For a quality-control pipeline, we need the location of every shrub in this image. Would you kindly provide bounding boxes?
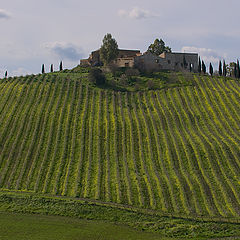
[88,68,106,86]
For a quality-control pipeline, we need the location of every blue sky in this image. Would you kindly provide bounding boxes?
[0,0,239,76]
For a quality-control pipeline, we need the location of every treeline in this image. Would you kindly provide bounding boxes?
[198,57,240,78]
[41,61,63,74]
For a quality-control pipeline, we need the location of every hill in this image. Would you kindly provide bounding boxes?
[0,69,240,238]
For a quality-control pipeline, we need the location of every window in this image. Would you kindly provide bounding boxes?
[155,59,159,63]
[175,62,178,66]
[125,62,129,67]
[168,60,171,64]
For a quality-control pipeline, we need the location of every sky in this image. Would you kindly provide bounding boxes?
[0,0,240,77]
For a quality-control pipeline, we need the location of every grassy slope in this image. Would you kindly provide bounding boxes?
[0,69,240,238]
[0,212,167,240]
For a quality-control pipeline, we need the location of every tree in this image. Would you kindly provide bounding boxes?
[237,60,240,78]
[50,64,54,73]
[202,60,206,74]
[100,33,119,66]
[223,60,227,77]
[219,60,222,76]
[88,68,106,86]
[59,61,63,71]
[5,71,7,78]
[209,63,213,76]
[42,64,45,74]
[198,57,202,73]
[147,38,171,56]
[233,63,237,78]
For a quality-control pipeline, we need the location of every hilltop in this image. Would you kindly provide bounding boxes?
[0,69,240,238]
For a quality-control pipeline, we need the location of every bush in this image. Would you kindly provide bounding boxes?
[88,68,106,86]
[125,68,140,77]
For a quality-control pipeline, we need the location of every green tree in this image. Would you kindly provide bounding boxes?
[88,68,106,86]
[202,60,206,74]
[147,38,171,56]
[219,60,222,76]
[198,57,202,73]
[223,60,227,77]
[5,71,7,78]
[237,60,240,78]
[59,61,63,71]
[209,63,213,76]
[100,33,119,66]
[42,64,45,74]
[50,64,54,73]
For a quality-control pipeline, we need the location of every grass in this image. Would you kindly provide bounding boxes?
[0,69,240,238]
[0,212,168,240]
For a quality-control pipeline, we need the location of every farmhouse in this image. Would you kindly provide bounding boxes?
[80,48,198,72]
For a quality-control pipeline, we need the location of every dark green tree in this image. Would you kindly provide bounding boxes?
[233,63,237,78]
[209,63,213,76]
[198,57,202,73]
[5,71,7,78]
[50,64,54,73]
[147,38,171,56]
[100,33,119,66]
[88,68,106,86]
[237,60,240,78]
[59,61,63,71]
[202,60,206,74]
[219,60,222,76]
[42,64,45,74]
[223,60,227,77]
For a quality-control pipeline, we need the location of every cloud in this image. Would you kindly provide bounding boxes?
[181,46,225,64]
[11,68,31,77]
[118,7,158,19]
[0,9,11,19]
[44,42,85,61]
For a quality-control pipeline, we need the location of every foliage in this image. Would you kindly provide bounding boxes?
[223,60,227,77]
[59,61,63,71]
[198,57,201,73]
[219,60,222,76]
[201,60,206,74]
[100,33,119,66]
[42,64,45,74]
[209,63,213,76]
[147,38,171,56]
[88,68,106,85]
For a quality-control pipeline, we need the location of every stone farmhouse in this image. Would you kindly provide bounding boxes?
[80,49,198,72]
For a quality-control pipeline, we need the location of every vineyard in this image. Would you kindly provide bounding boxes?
[0,71,240,223]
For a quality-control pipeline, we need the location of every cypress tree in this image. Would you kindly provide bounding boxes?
[50,64,54,73]
[202,60,206,74]
[237,60,240,78]
[198,57,201,73]
[209,63,213,76]
[223,60,227,77]
[5,71,7,78]
[42,64,45,74]
[60,61,63,71]
[219,60,222,76]
[233,63,237,78]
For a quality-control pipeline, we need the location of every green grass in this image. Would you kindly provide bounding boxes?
[0,212,168,240]
[0,69,240,238]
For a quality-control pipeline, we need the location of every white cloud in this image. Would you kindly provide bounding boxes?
[118,7,158,19]
[11,68,31,77]
[43,42,85,61]
[0,9,11,19]
[181,46,225,64]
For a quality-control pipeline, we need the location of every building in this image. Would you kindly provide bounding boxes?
[80,49,141,67]
[80,48,198,72]
[135,52,198,72]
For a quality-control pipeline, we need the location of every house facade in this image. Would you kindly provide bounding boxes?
[80,48,198,72]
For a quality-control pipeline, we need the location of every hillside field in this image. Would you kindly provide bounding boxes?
[0,69,240,238]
